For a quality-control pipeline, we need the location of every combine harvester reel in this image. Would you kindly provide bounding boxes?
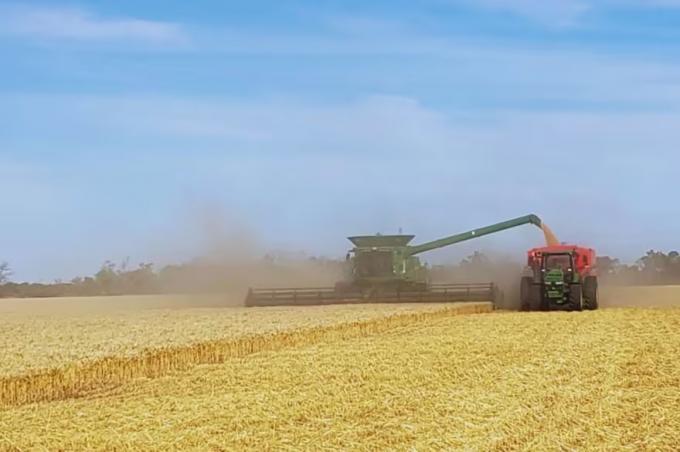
[245,283,498,307]
[245,214,549,307]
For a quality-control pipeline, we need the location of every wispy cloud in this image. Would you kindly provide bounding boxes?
[3,92,678,267]
[454,0,680,27]
[468,0,591,27]
[0,5,186,45]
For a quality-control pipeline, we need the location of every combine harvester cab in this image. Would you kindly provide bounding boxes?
[520,245,598,311]
[246,214,549,307]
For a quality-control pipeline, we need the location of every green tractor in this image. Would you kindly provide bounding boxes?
[246,214,549,306]
[520,245,599,311]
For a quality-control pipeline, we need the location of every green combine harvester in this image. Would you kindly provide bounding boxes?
[245,214,546,306]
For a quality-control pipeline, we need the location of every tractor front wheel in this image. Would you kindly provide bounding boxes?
[569,284,583,311]
[583,276,599,310]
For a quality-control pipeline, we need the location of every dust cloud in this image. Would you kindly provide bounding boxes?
[599,285,680,308]
[429,252,525,310]
[17,196,677,312]
[155,200,344,305]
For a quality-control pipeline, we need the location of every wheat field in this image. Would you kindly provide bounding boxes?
[0,295,465,377]
[0,296,489,406]
[0,297,679,450]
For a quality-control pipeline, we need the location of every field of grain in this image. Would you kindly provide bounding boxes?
[1,288,678,450]
[1,305,678,450]
[0,295,490,407]
[0,295,467,377]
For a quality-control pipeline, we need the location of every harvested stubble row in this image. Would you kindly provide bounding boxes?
[0,302,491,406]
[1,307,678,451]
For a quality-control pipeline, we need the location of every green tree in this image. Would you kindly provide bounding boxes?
[119,263,157,294]
[596,256,620,277]
[95,261,118,295]
[0,262,11,284]
[637,250,676,284]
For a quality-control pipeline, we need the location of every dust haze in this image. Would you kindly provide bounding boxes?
[154,199,344,306]
[8,196,679,310]
[102,200,680,310]
[429,252,525,310]
[599,285,680,308]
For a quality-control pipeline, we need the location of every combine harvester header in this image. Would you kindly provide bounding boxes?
[246,214,551,307]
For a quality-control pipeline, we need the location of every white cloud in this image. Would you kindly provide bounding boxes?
[0,5,185,44]
[3,93,680,279]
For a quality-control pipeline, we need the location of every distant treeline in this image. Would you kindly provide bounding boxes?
[596,250,680,286]
[0,261,160,298]
[0,249,679,298]
[0,256,344,299]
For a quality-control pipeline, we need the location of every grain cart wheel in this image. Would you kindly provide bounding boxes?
[569,284,583,311]
[520,277,540,311]
[583,276,599,310]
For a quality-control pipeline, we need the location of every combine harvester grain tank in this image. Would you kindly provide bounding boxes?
[246,214,555,307]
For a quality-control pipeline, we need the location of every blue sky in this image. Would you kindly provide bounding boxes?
[2,0,680,281]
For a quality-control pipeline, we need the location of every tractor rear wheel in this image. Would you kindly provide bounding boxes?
[569,284,583,311]
[520,277,540,311]
[583,276,599,310]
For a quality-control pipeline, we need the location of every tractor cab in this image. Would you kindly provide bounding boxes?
[544,253,572,271]
[542,253,576,287]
